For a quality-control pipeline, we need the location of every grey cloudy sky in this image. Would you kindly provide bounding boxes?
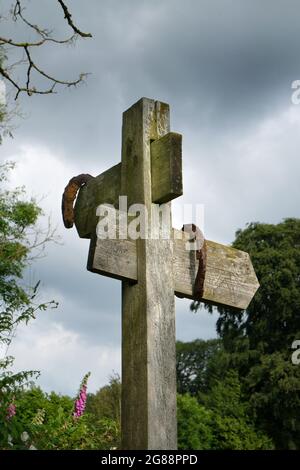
[1,0,300,395]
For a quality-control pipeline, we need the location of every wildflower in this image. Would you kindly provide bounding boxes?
[73,372,90,418]
[7,403,16,420]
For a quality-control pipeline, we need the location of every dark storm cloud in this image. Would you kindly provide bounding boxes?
[2,0,300,165]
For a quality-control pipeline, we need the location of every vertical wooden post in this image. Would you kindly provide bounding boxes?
[121,98,177,450]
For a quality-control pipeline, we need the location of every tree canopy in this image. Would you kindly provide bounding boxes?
[193,219,300,449]
[176,338,223,395]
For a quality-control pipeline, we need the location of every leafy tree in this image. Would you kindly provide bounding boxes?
[193,219,300,449]
[177,394,213,450]
[177,378,273,451]
[201,371,273,450]
[0,162,57,448]
[86,373,121,425]
[176,339,224,395]
[176,343,273,450]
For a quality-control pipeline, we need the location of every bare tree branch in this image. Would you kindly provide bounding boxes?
[13,0,53,37]
[0,34,76,47]
[0,0,92,100]
[57,0,92,38]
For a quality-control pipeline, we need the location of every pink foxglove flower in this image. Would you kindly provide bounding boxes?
[7,403,16,420]
[73,372,90,418]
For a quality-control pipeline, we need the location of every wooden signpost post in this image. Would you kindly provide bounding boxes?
[62,97,259,450]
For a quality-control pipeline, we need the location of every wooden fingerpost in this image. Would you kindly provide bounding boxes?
[64,96,260,451]
[121,98,177,450]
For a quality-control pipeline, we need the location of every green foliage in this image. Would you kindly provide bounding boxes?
[1,383,120,450]
[177,394,213,450]
[15,387,73,428]
[177,340,274,450]
[86,374,121,450]
[211,219,300,449]
[2,361,273,450]
[0,162,58,448]
[0,162,56,350]
[201,371,274,450]
[86,373,121,424]
[176,339,224,395]
[15,388,120,450]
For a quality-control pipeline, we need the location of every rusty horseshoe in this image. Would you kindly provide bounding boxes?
[62,174,94,229]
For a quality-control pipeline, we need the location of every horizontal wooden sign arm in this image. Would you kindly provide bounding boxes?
[88,224,259,310]
[172,229,259,309]
[74,163,121,239]
[74,132,182,238]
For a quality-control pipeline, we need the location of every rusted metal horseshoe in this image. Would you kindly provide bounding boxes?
[62,174,94,229]
[182,223,207,300]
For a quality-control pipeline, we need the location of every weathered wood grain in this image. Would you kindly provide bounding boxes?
[173,229,259,310]
[74,133,182,238]
[120,98,177,450]
[90,224,259,310]
[88,236,137,281]
[151,132,183,203]
[74,163,121,239]
[87,207,137,281]
[68,96,261,453]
